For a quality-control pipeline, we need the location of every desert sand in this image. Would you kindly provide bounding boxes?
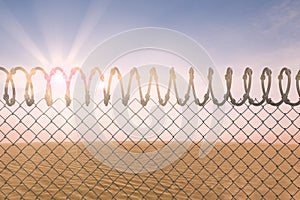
[0,141,299,199]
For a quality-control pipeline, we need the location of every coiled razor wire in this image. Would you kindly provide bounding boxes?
[0,66,300,107]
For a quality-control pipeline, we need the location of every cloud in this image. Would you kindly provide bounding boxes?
[255,0,300,34]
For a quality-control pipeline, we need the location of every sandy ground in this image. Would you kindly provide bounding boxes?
[0,142,299,199]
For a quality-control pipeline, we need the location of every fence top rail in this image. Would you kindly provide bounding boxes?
[0,66,299,107]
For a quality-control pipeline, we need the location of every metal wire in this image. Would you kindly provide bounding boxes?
[0,67,299,199]
[0,66,300,107]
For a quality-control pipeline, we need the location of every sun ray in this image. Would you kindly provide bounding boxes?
[0,1,50,66]
[65,0,111,66]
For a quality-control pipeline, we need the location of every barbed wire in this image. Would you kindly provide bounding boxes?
[0,66,299,107]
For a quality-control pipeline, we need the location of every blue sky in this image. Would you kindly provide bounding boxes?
[0,0,299,71]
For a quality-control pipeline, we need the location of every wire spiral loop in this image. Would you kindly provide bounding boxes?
[0,66,299,107]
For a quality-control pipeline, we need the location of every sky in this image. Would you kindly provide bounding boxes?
[0,0,299,144]
[0,0,299,71]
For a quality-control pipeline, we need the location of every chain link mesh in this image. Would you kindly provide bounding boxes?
[0,97,299,199]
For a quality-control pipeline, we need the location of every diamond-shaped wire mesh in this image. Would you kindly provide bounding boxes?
[0,97,299,199]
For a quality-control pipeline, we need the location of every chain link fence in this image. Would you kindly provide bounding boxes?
[0,66,299,199]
